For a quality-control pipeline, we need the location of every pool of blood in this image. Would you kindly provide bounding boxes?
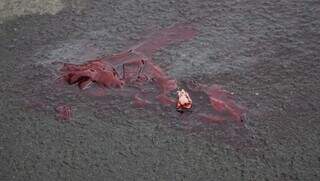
[58,23,246,124]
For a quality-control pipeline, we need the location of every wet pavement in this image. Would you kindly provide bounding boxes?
[1,0,320,180]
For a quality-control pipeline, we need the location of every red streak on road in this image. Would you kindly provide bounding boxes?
[202,84,246,123]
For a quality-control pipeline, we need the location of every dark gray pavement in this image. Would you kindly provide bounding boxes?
[1,0,320,180]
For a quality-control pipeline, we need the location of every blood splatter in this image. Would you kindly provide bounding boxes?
[200,84,246,123]
[61,60,124,89]
[58,23,246,124]
[55,105,72,121]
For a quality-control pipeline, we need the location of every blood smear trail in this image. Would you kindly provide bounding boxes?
[199,84,246,123]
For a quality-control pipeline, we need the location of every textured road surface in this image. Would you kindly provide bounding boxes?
[1,0,320,180]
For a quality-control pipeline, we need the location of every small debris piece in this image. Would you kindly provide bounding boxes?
[176,89,192,110]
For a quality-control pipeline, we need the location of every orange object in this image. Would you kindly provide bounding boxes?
[176,89,192,110]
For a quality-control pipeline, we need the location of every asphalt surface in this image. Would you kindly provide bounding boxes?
[1,0,320,180]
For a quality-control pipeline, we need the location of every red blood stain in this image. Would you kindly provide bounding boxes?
[200,84,246,123]
[156,94,176,106]
[55,105,72,121]
[61,60,124,89]
[133,94,151,108]
[58,23,246,124]
[60,23,191,105]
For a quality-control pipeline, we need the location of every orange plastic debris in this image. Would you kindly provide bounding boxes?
[176,89,192,110]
